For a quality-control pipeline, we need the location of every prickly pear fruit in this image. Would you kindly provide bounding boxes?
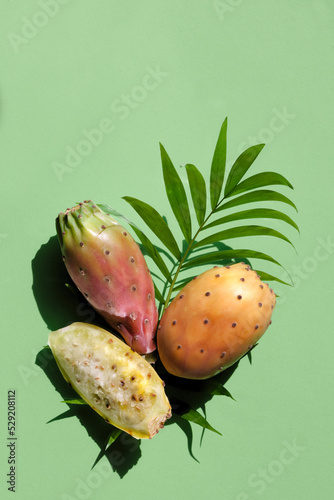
[157,263,276,380]
[56,201,158,354]
[48,322,171,439]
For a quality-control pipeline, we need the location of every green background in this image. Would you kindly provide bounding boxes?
[1,1,333,499]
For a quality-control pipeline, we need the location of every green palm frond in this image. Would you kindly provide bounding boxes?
[119,118,297,315]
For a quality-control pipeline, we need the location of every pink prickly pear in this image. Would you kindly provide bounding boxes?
[56,201,158,354]
[157,263,276,379]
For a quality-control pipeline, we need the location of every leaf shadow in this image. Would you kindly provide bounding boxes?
[36,347,141,477]
[156,359,240,460]
[31,235,122,333]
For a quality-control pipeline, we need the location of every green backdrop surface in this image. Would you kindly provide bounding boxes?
[1,1,333,499]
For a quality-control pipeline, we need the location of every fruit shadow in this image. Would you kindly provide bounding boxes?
[32,237,141,476]
[32,235,104,331]
[36,346,142,477]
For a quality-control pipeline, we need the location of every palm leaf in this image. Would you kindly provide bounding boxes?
[105,428,122,450]
[226,171,293,198]
[123,196,181,260]
[193,225,294,250]
[224,144,265,196]
[204,208,299,232]
[216,189,297,212]
[185,163,207,225]
[160,144,192,243]
[172,268,289,294]
[183,249,282,269]
[154,283,165,304]
[173,275,197,291]
[179,408,222,435]
[97,203,137,227]
[254,269,291,286]
[130,226,172,283]
[202,381,235,398]
[210,117,227,209]
[123,120,297,326]
[61,398,87,405]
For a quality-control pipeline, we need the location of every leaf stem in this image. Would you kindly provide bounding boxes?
[160,195,227,317]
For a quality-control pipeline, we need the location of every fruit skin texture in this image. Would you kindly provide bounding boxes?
[48,322,171,439]
[157,263,276,380]
[56,201,158,354]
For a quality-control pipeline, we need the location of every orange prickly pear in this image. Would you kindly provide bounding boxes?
[56,201,158,354]
[157,263,276,379]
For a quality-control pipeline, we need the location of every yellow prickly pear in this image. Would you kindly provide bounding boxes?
[49,322,171,439]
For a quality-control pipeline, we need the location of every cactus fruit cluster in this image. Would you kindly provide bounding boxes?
[49,323,171,439]
[157,263,276,380]
[51,198,279,441]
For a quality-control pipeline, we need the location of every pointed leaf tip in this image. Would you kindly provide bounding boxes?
[226,171,294,198]
[180,408,222,436]
[210,118,228,209]
[105,428,122,450]
[224,143,265,197]
[61,398,87,405]
[123,196,181,260]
